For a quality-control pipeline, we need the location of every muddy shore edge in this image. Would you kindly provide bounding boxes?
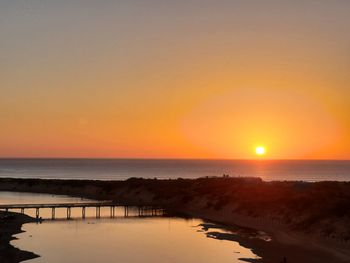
[0,211,39,263]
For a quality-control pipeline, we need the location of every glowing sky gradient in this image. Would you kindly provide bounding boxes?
[1,1,350,159]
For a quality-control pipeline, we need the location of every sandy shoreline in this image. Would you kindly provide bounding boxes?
[0,177,349,262]
[180,208,350,263]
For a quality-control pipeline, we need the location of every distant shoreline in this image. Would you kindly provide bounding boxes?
[1,159,350,182]
[0,177,350,263]
[1,157,350,161]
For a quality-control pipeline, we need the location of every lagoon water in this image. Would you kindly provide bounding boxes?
[13,218,260,263]
[2,192,260,263]
[0,159,350,182]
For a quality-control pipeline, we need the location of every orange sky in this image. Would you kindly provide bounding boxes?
[1,1,349,159]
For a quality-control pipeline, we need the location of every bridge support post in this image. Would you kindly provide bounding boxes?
[124,206,129,217]
[21,208,24,214]
[112,206,115,218]
[52,208,55,220]
[67,207,71,219]
[96,206,100,218]
[36,208,40,219]
[82,207,86,219]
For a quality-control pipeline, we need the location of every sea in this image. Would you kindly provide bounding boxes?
[0,159,349,182]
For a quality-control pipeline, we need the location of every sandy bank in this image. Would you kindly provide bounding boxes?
[180,204,350,263]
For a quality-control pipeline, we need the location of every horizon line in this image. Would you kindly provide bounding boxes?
[0,157,349,161]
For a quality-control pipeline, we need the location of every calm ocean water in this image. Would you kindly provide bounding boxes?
[0,159,349,182]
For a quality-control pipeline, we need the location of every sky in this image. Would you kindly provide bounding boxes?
[1,1,350,159]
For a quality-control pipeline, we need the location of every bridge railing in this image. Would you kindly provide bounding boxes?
[0,202,164,220]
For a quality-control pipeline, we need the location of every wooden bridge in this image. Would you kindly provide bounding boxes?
[0,202,164,220]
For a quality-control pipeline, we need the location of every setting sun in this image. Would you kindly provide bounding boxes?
[255,146,266,156]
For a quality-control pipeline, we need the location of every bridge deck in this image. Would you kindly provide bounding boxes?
[0,202,164,219]
[0,202,119,209]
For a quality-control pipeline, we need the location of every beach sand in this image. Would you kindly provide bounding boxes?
[185,208,350,263]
